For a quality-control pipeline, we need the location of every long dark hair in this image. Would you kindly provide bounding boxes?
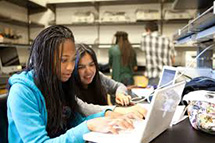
[114,31,135,67]
[73,44,107,105]
[26,25,78,137]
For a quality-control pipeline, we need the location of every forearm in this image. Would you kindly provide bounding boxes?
[77,98,115,116]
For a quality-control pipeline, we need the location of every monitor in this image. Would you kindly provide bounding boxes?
[157,66,178,88]
[0,47,22,74]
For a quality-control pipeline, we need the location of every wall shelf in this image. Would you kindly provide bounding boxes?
[55,20,162,27]
[47,0,174,11]
[163,18,191,23]
[98,21,159,26]
[4,0,47,14]
[0,14,28,27]
[173,4,215,68]
[0,14,45,28]
[47,0,167,7]
[52,18,191,27]
[57,22,99,27]
[174,6,215,44]
[29,22,45,28]
[78,43,141,49]
[0,42,30,48]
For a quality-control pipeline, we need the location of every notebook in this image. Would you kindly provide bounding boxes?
[131,66,178,98]
[83,81,186,143]
[157,66,178,88]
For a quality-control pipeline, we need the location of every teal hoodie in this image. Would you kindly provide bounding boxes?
[7,70,106,143]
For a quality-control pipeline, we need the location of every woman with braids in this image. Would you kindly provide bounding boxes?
[109,31,137,86]
[73,44,147,116]
[7,25,140,143]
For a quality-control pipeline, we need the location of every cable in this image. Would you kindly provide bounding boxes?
[158,43,215,89]
[174,43,215,83]
[131,43,215,104]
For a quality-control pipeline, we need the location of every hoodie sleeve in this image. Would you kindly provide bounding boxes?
[77,98,115,116]
[99,72,128,97]
[7,83,104,143]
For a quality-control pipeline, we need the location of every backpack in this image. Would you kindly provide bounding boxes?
[183,90,215,135]
[181,76,215,105]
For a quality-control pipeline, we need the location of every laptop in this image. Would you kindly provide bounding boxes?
[83,81,186,143]
[131,66,178,98]
[0,47,22,74]
[157,66,178,88]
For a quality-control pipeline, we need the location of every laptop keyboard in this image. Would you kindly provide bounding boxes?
[115,120,146,135]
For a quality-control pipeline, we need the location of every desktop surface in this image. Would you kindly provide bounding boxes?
[151,117,215,143]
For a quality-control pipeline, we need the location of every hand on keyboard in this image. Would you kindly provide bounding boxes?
[87,116,135,134]
[113,119,146,135]
[114,104,147,119]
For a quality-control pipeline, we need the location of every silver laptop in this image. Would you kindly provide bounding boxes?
[131,66,178,98]
[84,81,186,143]
[157,66,178,88]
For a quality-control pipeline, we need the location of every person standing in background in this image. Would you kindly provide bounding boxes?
[141,21,176,86]
[109,31,137,86]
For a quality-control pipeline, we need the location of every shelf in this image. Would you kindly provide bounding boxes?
[99,21,159,26]
[48,0,159,7]
[58,22,99,27]
[29,22,45,28]
[47,0,174,8]
[4,0,47,14]
[96,43,196,49]
[173,0,214,10]
[0,14,45,28]
[195,25,215,42]
[163,19,191,23]
[54,20,190,27]
[172,3,215,68]
[0,15,28,27]
[54,20,161,27]
[84,43,141,49]
[27,1,47,14]
[0,43,30,48]
[173,5,215,44]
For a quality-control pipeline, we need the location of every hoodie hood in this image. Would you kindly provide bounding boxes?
[8,70,47,122]
[9,70,37,92]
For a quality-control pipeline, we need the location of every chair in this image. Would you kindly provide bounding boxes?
[0,93,8,143]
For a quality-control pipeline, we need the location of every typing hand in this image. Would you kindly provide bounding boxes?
[106,110,143,120]
[87,117,134,134]
[114,104,147,119]
[115,93,131,106]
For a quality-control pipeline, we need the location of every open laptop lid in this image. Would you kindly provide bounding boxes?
[83,81,186,143]
[157,66,178,88]
[141,81,186,143]
[0,47,22,74]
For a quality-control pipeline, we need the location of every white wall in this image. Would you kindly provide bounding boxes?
[0,1,199,67]
[54,2,197,66]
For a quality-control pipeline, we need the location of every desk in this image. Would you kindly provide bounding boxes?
[151,118,215,143]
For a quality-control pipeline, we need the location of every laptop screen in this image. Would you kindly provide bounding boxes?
[0,47,20,66]
[158,68,177,88]
[0,47,21,74]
